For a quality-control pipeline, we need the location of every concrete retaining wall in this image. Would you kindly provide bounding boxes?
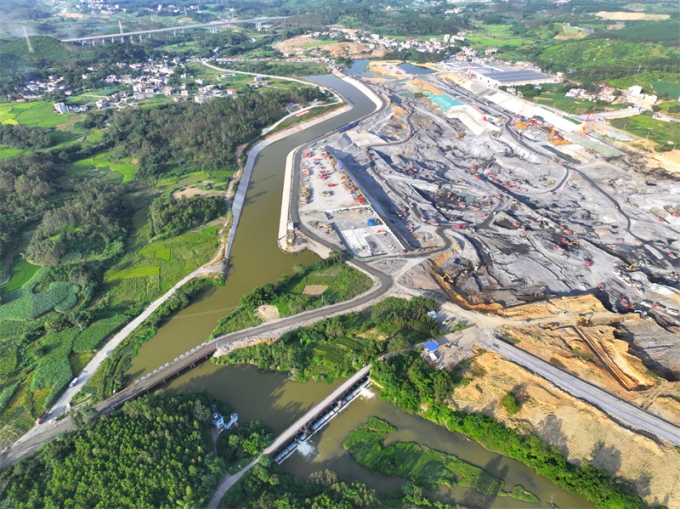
[226,103,351,257]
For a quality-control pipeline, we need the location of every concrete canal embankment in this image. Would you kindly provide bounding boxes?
[277,74,385,245]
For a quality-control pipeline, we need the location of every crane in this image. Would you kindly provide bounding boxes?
[549,128,571,145]
[582,111,595,133]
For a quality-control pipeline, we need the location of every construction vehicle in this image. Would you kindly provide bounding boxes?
[549,128,571,145]
[582,111,595,133]
[540,322,560,330]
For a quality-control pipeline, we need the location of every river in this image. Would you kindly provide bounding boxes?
[129,75,594,508]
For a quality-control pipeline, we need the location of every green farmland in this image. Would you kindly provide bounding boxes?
[65,151,138,183]
[0,256,40,295]
[611,115,680,151]
[104,226,219,312]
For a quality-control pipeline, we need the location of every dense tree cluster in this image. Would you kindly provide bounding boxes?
[0,394,224,508]
[224,459,382,509]
[27,182,130,265]
[372,354,656,509]
[0,153,61,260]
[104,87,325,178]
[0,124,53,149]
[213,296,439,381]
[216,420,273,467]
[0,142,117,259]
[150,195,225,238]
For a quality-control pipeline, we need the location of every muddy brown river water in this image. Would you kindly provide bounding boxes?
[127,75,594,508]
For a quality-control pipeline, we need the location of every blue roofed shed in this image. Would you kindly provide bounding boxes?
[424,340,439,352]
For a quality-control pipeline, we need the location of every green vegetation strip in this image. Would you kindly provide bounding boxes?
[611,115,680,151]
[210,252,373,339]
[372,353,654,509]
[213,294,440,383]
[344,417,538,502]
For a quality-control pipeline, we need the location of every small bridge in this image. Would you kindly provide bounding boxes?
[264,365,371,463]
[60,16,288,44]
[95,343,217,414]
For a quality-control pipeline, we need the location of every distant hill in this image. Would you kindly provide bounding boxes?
[538,39,680,77]
[0,36,82,64]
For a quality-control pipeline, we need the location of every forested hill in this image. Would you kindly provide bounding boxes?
[104,86,325,178]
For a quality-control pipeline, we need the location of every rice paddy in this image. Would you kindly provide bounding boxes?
[104,226,219,311]
[0,255,40,295]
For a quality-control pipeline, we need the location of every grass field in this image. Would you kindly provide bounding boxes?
[532,92,626,115]
[65,151,138,183]
[653,81,680,99]
[467,24,532,49]
[104,226,219,311]
[606,72,680,94]
[611,115,680,150]
[344,418,538,502]
[0,256,40,295]
[104,266,161,282]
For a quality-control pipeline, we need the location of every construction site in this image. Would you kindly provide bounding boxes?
[287,69,680,505]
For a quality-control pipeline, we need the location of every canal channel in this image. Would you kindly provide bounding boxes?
[125,74,594,508]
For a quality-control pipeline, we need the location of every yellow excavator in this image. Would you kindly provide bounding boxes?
[549,128,571,145]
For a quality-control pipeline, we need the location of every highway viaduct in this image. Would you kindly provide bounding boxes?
[59,16,289,44]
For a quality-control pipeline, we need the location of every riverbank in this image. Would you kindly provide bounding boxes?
[277,73,385,250]
[230,101,351,256]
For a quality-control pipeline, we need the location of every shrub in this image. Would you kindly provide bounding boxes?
[73,315,128,353]
[0,381,20,414]
[502,393,520,415]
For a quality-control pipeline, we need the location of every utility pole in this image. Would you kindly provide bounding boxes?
[23,27,34,54]
[119,20,123,34]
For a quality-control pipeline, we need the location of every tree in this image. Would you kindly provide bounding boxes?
[502,392,520,415]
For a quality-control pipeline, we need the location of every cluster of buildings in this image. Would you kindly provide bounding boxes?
[302,30,465,55]
[12,76,71,101]
[193,84,237,104]
[71,0,199,15]
[566,85,658,108]
[441,59,558,87]
[72,0,127,15]
[42,58,246,113]
[54,102,88,114]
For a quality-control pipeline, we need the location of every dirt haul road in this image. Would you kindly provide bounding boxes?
[480,336,680,447]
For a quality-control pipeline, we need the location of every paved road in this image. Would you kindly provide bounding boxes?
[208,456,260,509]
[40,266,221,427]
[480,337,680,447]
[61,17,287,42]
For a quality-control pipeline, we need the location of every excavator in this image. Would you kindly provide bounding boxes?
[549,128,571,145]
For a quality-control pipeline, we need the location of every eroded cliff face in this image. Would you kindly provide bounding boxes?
[452,350,680,508]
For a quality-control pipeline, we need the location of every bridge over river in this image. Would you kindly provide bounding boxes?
[207,365,372,509]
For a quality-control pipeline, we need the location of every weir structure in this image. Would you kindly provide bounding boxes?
[264,365,371,463]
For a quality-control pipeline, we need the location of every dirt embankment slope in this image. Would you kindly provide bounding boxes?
[274,36,386,58]
[453,350,680,507]
[595,11,670,20]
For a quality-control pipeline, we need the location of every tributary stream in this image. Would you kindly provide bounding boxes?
[126,75,594,508]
